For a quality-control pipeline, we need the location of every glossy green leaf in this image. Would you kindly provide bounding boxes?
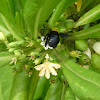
[14,0,27,12]
[44,81,63,100]
[0,42,7,52]
[0,16,10,35]
[14,11,25,34]
[0,0,23,40]
[0,51,13,68]
[68,24,100,39]
[62,61,100,100]
[33,76,49,100]
[48,0,78,28]
[23,0,45,39]
[38,0,61,30]
[0,64,14,100]
[53,50,100,100]
[74,4,100,28]
[1,14,23,40]
[79,0,93,16]
[29,70,39,100]
[64,86,76,100]
[9,71,31,100]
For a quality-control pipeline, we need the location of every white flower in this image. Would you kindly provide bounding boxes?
[40,36,53,50]
[35,60,61,79]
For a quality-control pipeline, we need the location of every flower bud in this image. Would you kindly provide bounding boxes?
[34,58,42,65]
[14,50,21,57]
[91,53,100,70]
[93,42,100,55]
[69,50,81,58]
[8,40,24,47]
[9,48,15,52]
[75,39,88,52]
[0,32,7,41]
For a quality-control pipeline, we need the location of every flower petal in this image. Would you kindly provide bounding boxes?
[39,67,46,76]
[41,36,45,41]
[45,68,50,79]
[44,46,48,50]
[40,42,45,46]
[49,66,57,76]
[34,64,44,71]
[48,46,53,49]
[50,63,61,69]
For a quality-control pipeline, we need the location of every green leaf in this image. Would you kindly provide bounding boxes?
[0,64,14,100]
[33,76,49,100]
[74,4,100,28]
[9,71,31,100]
[0,42,7,52]
[0,16,10,35]
[38,0,61,30]
[14,11,25,34]
[14,0,27,12]
[0,51,13,68]
[53,50,100,100]
[1,14,23,40]
[64,86,76,100]
[62,60,100,100]
[0,0,23,40]
[48,0,78,28]
[68,24,100,39]
[23,0,45,39]
[79,0,93,16]
[29,70,39,100]
[44,81,63,100]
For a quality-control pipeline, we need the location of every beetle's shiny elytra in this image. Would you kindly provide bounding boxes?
[45,31,60,48]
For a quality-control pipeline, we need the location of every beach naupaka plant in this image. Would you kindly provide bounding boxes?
[0,0,100,100]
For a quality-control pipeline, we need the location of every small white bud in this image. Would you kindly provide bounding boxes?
[93,42,100,55]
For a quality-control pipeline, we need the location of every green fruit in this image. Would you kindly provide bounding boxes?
[78,54,90,65]
[91,53,100,70]
[75,40,88,51]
